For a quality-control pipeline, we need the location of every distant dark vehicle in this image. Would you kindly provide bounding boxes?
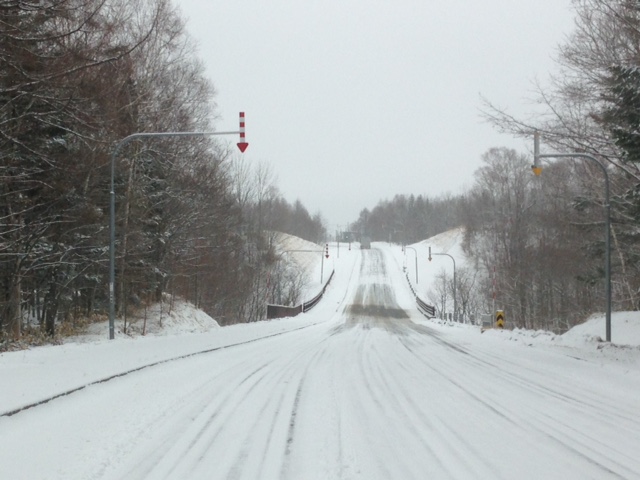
[360,237,371,249]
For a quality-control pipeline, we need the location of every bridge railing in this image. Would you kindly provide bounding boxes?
[266,269,335,319]
[303,270,334,312]
[416,295,436,318]
[404,271,436,318]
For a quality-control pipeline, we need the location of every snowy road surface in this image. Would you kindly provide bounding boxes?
[2,245,640,479]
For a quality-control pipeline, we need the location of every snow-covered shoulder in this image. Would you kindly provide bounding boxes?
[416,310,640,370]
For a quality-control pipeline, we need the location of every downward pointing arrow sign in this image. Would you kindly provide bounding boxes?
[237,112,248,153]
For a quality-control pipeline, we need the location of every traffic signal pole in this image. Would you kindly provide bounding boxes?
[533,132,611,342]
[108,113,249,339]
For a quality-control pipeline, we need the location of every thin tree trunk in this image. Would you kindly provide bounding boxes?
[44,280,58,337]
[611,223,636,309]
[8,273,21,340]
[142,303,147,336]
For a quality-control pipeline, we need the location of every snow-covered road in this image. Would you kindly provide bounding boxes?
[2,245,640,479]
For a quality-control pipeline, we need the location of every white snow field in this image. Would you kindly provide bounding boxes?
[1,243,640,479]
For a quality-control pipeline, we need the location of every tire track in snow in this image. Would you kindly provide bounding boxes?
[231,345,327,479]
[103,325,326,479]
[274,340,339,478]
[359,332,453,478]
[143,326,335,480]
[396,326,640,478]
[328,247,459,478]
[235,347,331,480]
[163,362,278,479]
[390,334,501,478]
[467,347,640,431]
[115,358,276,480]
[440,342,640,471]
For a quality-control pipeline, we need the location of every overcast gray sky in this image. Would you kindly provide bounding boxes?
[176,0,574,229]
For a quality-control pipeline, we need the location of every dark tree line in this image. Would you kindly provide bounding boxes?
[0,0,325,342]
[351,193,464,245]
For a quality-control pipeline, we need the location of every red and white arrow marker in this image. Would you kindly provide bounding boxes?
[237,112,249,153]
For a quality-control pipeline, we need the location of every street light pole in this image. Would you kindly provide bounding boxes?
[405,246,418,284]
[429,247,457,322]
[108,114,249,339]
[533,132,612,342]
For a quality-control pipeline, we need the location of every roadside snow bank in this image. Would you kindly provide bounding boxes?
[142,300,220,335]
[479,311,640,348]
[439,311,640,368]
[0,301,324,415]
[561,311,640,347]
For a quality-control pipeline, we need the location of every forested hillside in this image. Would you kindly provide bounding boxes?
[0,0,324,343]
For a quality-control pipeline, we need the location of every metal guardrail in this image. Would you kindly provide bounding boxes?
[303,270,334,312]
[416,295,436,318]
[405,271,436,318]
[266,269,335,319]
